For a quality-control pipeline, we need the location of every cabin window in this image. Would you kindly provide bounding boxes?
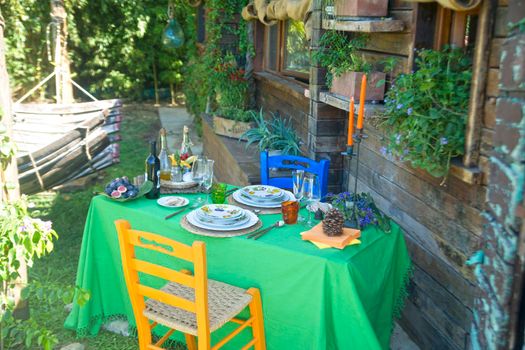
[263,20,310,82]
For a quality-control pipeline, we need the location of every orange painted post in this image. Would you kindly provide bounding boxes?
[115,220,153,349]
[193,241,211,350]
[247,288,267,350]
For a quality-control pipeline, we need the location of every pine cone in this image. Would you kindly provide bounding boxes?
[322,208,345,237]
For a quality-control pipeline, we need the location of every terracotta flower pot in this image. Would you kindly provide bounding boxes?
[330,71,386,102]
[213,115,254,140]
[334,0,389,17]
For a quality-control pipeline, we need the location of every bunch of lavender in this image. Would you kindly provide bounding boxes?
[325,192,391,232]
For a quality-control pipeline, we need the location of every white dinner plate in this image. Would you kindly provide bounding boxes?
[233,189,294,208]
[157,196,189,208]
[186,209,259,231]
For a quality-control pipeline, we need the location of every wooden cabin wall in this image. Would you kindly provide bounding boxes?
[341,2,508,349]
[245,0,509,347]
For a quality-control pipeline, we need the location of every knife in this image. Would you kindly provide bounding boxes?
[164,207,186,220]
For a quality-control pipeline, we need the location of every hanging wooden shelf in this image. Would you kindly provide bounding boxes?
[322,18,405,32]
[317,92,483,185]
[319,91,384,116]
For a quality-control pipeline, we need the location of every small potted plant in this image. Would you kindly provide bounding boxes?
[312,32,386,101]
[241,109,302,156]
[211,53,255,139]
[333,0,389,18]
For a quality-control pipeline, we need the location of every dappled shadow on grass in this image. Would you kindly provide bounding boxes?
[25,105,189,349]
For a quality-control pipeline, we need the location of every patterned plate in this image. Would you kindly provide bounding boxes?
[241,185,284,200]
[197,204,244,220]
[233,189,294,208]
[186,209,258,231]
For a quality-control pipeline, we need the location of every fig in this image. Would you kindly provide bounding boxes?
[111,190,121,198]
[117,185,127,193]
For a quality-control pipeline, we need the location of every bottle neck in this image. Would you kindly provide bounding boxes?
[150,141,157,155]
[160,135,168,150]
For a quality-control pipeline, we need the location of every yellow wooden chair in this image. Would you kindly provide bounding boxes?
[115,220,266,350]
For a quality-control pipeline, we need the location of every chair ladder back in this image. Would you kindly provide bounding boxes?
[131,258,196,288]
[260,151,331,198]
[136,284,196,312]
[192,241,211,349]
[128,229,195,262]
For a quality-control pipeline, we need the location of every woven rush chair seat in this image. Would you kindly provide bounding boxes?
[144,279,253,336]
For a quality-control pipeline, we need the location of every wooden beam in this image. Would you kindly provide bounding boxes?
[50,0,74,104]
[463,0,497,167]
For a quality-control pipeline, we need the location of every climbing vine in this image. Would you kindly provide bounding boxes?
[183,0,254,121]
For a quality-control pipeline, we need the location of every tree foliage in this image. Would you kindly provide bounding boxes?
[0,0,195,100]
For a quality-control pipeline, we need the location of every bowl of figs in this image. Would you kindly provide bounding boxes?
[100,176,153,202]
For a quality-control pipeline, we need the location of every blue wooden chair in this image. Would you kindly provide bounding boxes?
[260,151,330,199]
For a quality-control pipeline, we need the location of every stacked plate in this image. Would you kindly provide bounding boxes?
[232,185,294,208]
[186,204,258,231]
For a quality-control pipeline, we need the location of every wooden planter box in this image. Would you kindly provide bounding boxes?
[334,0,388,17]
[330,71,386,102]
[213,115,254,140]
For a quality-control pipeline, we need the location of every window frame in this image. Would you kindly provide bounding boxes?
[262,20,310,82]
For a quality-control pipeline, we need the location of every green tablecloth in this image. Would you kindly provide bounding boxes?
[64,193,411,349]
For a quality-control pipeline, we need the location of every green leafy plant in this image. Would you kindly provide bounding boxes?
[183,0,253,120]
[0,197,58,350]
[241,110,302,155]
[381,47,472,179]
[312,31,371,87]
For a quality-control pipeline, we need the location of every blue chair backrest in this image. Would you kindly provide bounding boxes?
[260,151,330,199]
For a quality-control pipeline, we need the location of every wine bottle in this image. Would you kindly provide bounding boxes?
[145,141,160,199]
[158,128,171,181]
[180,125,193,161]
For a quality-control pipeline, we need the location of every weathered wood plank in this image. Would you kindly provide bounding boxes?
[355,143,484,236]
[363,122,488,210]
[486,68,500,97]
[410,269,469,348]
[404,234,476,307]
[364,33,413,56]
[411,265,473,330]
[202,116,260,186]
[483,97,497,129]
[489,38,504,68]
[400,300,463,350]
[348,159,481,261]
[493,6,509,38]
[361,51,410,76]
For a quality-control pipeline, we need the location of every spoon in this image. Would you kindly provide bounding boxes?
[247,220,285,240]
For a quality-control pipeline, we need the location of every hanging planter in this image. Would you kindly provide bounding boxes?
[333,0,389,18]
[331,71,386,102]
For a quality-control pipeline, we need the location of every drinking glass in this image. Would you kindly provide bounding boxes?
[281,200,299,224]
[202,159,214,203]
[303,174,320,227]
[292,170,305,222]
[171,166,183,182]
[191,157,206,207]
[211,183,227,204]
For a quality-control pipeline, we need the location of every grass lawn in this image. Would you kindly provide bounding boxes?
[27,104,179,349]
